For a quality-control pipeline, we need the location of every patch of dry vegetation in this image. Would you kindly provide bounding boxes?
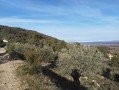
[6,42,119,90]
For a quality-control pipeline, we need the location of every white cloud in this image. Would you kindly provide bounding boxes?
[0,18,58,23]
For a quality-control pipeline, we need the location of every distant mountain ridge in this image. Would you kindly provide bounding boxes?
[80,41,119,45]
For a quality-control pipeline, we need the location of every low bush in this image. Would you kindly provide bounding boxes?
[55,43,109,90]
[102,68,111,79]
[113,73,119,82]
[17,64,58,90]
[7,43,58,74]
[97,46,110,58]
[110,53,119,67]
[56,43,106,76]
[6,43,25,60]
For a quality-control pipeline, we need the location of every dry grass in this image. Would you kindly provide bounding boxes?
[17,64,58,90]
[108,45,119,54]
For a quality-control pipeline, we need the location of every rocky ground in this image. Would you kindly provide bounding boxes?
[0,48,25,90]
[0,48,6,54]
[0,60,24,90]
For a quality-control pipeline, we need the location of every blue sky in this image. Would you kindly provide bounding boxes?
[0,0,119,42]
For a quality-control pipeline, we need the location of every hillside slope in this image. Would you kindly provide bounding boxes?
[0,25,66,51]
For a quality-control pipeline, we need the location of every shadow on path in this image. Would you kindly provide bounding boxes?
[42,68,87,90]
[0,54,9,64]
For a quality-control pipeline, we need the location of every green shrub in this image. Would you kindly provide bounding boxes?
[39,47,58,63]
[97,46,110,58]
[0,25,67,51]
[24,49,40,64]
[110,53,119,67]
[7,43,58,74]
[56,43,107,76]
[113,73,119,82]
[109,68,119,82]
[102,68,111,79]
[17,65,58,90]
[6,43,25,60]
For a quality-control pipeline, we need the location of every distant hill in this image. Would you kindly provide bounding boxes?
[0,25,66,51]
[80,41,119,46]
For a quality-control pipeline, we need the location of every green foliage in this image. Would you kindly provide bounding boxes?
[6,43,24,59]
[102,68,111,79]
[7,43,119,90]
[102,60,119,83]
[109,68,119,82]
[3,25,119,90]
[0,25,66,51]
[110,53,119,67]
[97,46,110,58]
[7,43,58,74]
[56,43,107,76]
[17,65,58,90]
[55,43,119,90]
[113,73,119,82]
[24,49,40,64]
[108,53,119,82]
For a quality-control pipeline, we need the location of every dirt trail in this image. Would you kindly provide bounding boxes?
[0,60,24,90]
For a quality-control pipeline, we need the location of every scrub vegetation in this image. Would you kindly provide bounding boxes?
[0,25,119,90]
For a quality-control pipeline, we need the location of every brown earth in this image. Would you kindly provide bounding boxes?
[0,60,24,90]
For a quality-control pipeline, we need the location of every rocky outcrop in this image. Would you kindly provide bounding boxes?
[0,48,6,54]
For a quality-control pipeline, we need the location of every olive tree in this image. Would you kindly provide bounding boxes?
[56,43,106,76]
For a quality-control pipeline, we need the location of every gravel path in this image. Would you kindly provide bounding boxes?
[0,60,24,90]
